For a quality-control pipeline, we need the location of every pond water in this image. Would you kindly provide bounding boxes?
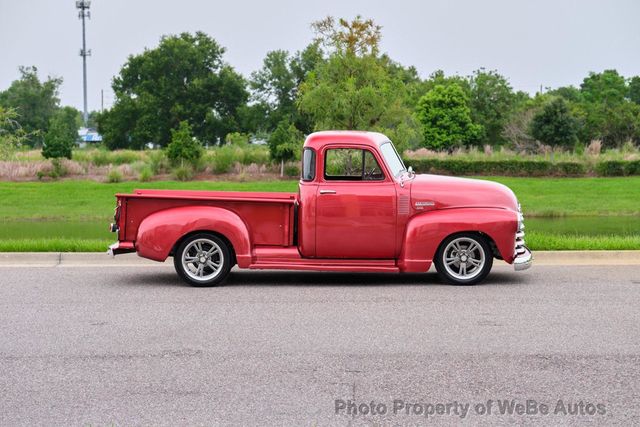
[1,216,639,240]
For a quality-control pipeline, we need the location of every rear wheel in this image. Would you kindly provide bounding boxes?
[173,233,231,287]
[434,233,493,285]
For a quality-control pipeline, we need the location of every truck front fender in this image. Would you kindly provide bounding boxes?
[135,206,252,266]
[398,208,517,273]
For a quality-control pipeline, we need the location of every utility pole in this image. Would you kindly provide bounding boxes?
[76,1,91,127]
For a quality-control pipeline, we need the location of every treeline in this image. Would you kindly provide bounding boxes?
[2,16,640,165]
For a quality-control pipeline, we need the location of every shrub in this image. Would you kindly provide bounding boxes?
[166,121,203,167]
[138,166,154,182]
[107,168,123,183]
[225,132,250,146]
[148,150,168,174]
[284,164,300,177]
[42,107,77,161]
[49,158,67,179]
[596,161,626,176]
[172,165,193,181]
[90,150,111,166]
[625,160,640,175]
[212,146,235,174]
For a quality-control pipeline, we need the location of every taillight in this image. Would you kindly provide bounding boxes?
[110,200,121,233]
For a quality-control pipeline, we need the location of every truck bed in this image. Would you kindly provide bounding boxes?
[116,189,298,248]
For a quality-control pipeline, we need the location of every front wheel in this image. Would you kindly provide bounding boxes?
[434,233,493,285]
[174,233,232,287]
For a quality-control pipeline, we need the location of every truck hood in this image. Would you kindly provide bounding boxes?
[409,174,518,212]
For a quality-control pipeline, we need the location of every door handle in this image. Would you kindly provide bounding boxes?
[319,189,336,194]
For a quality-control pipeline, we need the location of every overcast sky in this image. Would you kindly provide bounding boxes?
[1,0,638,112]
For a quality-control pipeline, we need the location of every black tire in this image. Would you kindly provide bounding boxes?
[173,233,232,287]
[434,233,493,286]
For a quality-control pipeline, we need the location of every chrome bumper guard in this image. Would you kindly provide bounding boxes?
[514,245,533,271]
[513,207,532,271]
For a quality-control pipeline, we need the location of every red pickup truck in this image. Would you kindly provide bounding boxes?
[109,131,531,286]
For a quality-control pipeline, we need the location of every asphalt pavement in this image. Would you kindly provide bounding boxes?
[1,263,639,425]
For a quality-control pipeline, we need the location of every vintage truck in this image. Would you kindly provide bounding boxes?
[108,131,532,286]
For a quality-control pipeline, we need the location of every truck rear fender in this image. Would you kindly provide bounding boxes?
[135,206,251,266]
[398,208,517,273]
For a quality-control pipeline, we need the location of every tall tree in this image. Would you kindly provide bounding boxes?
[468,69,515,145]
[250,43,323,134]
[99,32,248,149]
[0,66,62,147]
[298,16,418,152]
[416,84,483,150]
[578,70,639,147]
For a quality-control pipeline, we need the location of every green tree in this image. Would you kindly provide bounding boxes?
[529,98,580,148]
[166,121,203,167]
[0,107,28,160]
[100,32,248,149]
[311,15,381,56]
[628,76,640,105]
[578,70,639,147]
[250,43,324,134]
[0,66,62,147]
[468,69,516,145]
[298,17,417,151]
[42,107,79,160]
[268,119,303,177]
[416,84,483,150]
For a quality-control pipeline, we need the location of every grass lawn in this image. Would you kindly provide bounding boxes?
[0,177,638,251]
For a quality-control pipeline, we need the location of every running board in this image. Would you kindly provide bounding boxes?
[248,262,399,273]
[250,246,399,273]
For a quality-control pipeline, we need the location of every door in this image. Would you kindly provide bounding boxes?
[315,147,397,259]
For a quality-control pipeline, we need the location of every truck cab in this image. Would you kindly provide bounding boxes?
[109,131,532,286]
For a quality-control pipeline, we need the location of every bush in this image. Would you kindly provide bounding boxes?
[148,150,168,174]
[138,166,154,182]
[91,150,111,166]
[166,121,203,167]
[405,158,584,177]
[284,164,300,177]
[596,161,626,176]
[212,146,235,174]
[172,165,193,181]
[107,168,123,183]
[49,158,67,179]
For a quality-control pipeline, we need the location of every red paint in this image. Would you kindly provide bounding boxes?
[110,131,526,273]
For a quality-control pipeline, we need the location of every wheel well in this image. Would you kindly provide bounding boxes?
[436,231,502,260]
[170,230,237,266]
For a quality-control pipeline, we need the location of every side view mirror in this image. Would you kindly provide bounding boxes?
[407,166,415,177]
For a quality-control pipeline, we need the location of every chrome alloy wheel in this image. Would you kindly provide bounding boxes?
[181,238,223,282]
[442,237,486,281]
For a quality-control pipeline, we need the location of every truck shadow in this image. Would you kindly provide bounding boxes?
[122,269,522,287]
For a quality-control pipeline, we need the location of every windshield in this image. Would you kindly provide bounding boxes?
[380,142,406,178]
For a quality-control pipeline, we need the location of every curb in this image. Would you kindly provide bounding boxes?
[0,251,639,267]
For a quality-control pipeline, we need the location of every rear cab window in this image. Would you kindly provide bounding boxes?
[302,148,316,181]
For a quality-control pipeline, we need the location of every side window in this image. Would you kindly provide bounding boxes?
[302,148,315,181]
[324,148,385,181]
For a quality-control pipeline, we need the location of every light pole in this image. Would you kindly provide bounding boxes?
[76,1,91,127]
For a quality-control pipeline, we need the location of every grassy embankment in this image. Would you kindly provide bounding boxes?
[0,177,639,251]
